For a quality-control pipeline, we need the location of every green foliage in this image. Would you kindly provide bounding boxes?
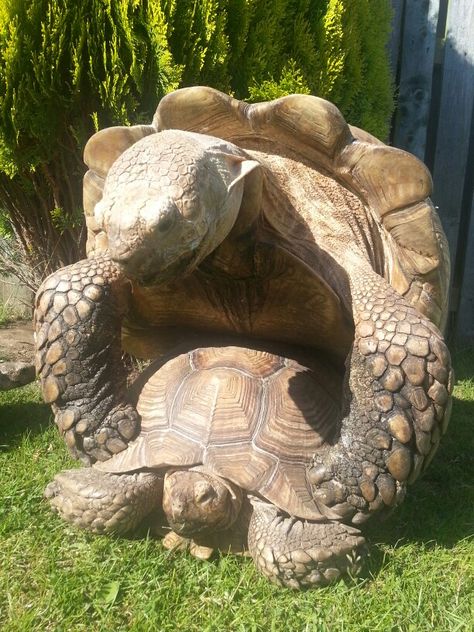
[240,0,394,139]
[0,0,181,176]
[163,0,230,90]
[248,59,311,101]
[0,209,12,237]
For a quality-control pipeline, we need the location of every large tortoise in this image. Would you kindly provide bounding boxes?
[45,344,366,589]
[35,87,453,531]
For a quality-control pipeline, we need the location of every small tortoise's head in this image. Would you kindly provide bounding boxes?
[95,129,259,285]
[163,469,242,535]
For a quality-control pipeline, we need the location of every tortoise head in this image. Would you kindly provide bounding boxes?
[162,468,243,535]
[94,129,259,285]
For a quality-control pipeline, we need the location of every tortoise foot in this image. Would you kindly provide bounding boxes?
[307,269,453,525]
[45,468,162,534]
[80,403,141,462]
[248,500,366,589]
[162,531,215,560]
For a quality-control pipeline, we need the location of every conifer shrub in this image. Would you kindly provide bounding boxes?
[0,0,393,278]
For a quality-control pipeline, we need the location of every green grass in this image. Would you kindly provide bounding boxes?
[1,353,473,631]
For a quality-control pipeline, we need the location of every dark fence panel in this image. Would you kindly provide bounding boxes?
[389,0,474,340]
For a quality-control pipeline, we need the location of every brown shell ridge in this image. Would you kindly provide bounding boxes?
[83,124,156,176]
[337,142,433,215]
[381,198,450,328]
[259,462,325,521]
[155,87,352,169]
[190,346,285,379]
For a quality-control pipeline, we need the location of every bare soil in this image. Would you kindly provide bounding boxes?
[0,320,35,363]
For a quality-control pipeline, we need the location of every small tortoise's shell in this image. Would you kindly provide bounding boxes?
[97,346,341,520]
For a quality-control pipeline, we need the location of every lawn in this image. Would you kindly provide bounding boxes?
[0,351,473,631]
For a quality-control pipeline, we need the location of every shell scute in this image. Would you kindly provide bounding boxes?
[192,346,284,378]
[175,368,262,445]
[261,464,319,519]
[338,143,432,216]
[256,367,338,462]
[84,125,155,179]
[250,94,351,155]
[138,353,192,431]
[145,431,202,469]
[206,442,278,492]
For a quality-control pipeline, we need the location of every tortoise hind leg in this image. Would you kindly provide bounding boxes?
[45,469,163,535]
[247,500,366,589]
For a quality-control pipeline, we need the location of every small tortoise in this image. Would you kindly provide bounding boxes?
[35,87,453,529]
[46,345,366,589]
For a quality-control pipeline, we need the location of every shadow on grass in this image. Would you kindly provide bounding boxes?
[0,386,52,450]
[449,345,474,382]
[365,391,474,557]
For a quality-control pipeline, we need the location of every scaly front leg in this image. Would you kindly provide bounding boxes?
[309,264,453,525]
[45,468,163,534]
[35,255,139,463]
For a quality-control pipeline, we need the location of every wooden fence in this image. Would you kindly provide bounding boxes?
[389,0,474,341]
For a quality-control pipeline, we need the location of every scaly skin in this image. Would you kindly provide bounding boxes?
[35,255,139,463]
[248,500,366,589]
[44,468,163,534]
[308,263,453,524]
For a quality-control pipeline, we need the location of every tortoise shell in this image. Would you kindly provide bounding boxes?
[96,346,341,520]
[83,87,449,330]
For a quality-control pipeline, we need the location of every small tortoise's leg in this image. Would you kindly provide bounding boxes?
[35,255,138,463]
[44,468,162,534]
[308,264,453,524]
[248,501,366,589]
[162,532,215,560]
